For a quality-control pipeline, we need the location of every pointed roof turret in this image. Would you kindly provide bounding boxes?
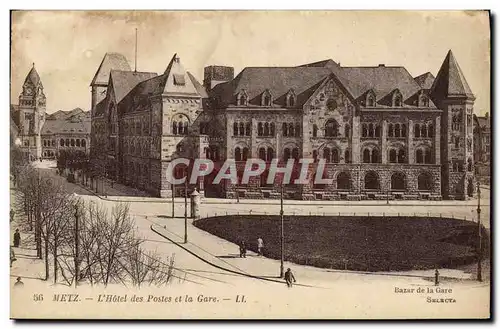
[91,52,131,86]
[24,63,42,88]
[430,50,474,100]
[160,54,201,96]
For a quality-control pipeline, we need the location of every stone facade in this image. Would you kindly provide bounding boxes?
[89,50,478,200]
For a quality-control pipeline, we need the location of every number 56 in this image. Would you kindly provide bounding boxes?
[33,294,43,302]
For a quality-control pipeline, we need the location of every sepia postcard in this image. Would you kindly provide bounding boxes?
[9,10,491,319]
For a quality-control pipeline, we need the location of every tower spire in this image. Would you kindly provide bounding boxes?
[134,28,138,72]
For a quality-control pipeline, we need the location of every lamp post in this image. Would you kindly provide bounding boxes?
[476,181,482,282]
[184,167,188,244]
[73,193,80,288]
[171,182,175,218]
[280,184,284,278]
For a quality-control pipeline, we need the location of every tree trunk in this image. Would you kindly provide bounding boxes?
[53,240,58,284]
[44,230,49,280]
[36,212,42,259]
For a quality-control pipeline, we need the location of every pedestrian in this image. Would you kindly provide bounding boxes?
[284,268,296,288]
[239,241,247,258]
[10,247,16,267]
[257,237,264,256]
[10,208,15,222]
[13,229,21,248]
[14,277,24,287]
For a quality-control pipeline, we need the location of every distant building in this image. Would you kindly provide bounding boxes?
[90,50,478,200]
[11,65,90,160]
[473,113,490,182]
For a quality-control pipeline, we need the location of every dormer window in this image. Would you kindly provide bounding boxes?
[236,90,248,106]
[286,89,296,108]
[392,90,403,107]
[366,91,376,107]
[419,94,429,107]
[261,90,272,107]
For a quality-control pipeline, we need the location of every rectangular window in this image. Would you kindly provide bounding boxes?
[173,74,186,86]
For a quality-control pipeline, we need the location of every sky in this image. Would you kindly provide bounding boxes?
[10,11,490,115]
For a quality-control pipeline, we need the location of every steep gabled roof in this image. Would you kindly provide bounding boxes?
[24,65,42,88]
[91,53,131,86]
[187,72,208,98]
[161,54,200,96]
[109,70,158,103]
[341,66,423,103]
[414,72,435,89]
[211,67,334,107]
[430,50,474,100]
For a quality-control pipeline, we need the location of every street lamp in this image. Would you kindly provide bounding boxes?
[476,181,482,282]
[280,184,284,278]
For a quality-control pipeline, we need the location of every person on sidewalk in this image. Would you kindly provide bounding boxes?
[13,229,21,248]
[257,237,264,256]
[10,247,16,267]
[239,241,247,258]
[14,277,24,287]
[284,268,296,288]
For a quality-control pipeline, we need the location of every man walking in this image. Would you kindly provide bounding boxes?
[257,237,264,256]
[13,229,21,248]
[284,268,296,288]
[239,240,247,258]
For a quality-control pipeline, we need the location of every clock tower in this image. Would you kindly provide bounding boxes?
[18,63,46,160]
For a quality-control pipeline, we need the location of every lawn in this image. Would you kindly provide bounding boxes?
[194,215,490,272]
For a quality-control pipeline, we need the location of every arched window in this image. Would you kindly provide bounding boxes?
[259,147,266,161]
[238,94,247,106]
[395,124,401,137]
[313,150,318,162]
[424,149,432,164]
[267,147,274,162]
[71,139,75,147]
[284,148,291,161]
[363,149,371,163]
[76,139,80,147]
[173,121,178,135]
[421,125,428,138]
[467,158,473,171]
[289,123,295,137]
[235,147,242,161]
[242,147,249,161]
[364,171,379,190]
[401,124,407,137]
[82,139,86,147]
[324,148,331,163]
[391,172,406,190]
[287,93,295,108]
[313,124,318,138]
[414,124,421,138]
[388,124,394,137]
[332,148,339,163]
[233,122,238,136]
[418,172,433,191]
[344,149,351,163]
[65,139,69,147]
[43,140,46,147]
[52,140,55,147]
[428,124,434,138]
[394,95,402,107]
[239,122,245,136]
[258,122,263,136]
[368,123,374,137]
[264,123,270,136]
[246,122,251,136]
[264,95,271,106]
[183,121,188,135]
[398,149,406,163]
[345,124,350,138]
[372,149,380,163]
[389,149,397,163]
[295,123,301,137]
[375,125,381,137]
[292,148,299,160]
[282,123,288,137]
[337,172,351,190]
[325,119,339,137]
[416,149,424,164]
[270,123,275,136]
[367,95,375,107]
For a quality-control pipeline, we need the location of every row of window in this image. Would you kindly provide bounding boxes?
[312,120,350,138]
[235,90,296,108]
[451,159,474,172]
[122,120,150,136]
[362,123,435,138]
[59,138,87,148]
[43,140,56,147]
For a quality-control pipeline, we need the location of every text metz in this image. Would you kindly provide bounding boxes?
[53,294,80,302]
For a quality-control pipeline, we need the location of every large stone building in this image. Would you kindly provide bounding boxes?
[473,112,491,182]
[11,65,91,160]
[90,50,478,200]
